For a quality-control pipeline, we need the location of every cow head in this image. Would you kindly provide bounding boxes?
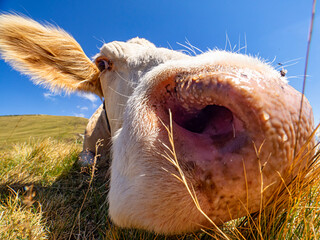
[0,14,314,234]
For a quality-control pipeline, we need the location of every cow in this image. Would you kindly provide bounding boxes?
[0,14,314,234]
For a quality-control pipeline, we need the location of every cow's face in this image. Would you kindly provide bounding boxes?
[93,38,189,134]
[100,39,314,234]
[0,15,314,235]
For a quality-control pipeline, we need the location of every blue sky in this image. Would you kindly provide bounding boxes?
[0,0,319,125]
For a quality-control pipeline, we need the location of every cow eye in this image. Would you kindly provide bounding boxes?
[95,56,113,72]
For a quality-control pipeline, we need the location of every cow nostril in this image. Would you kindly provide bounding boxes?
[171,105,234,139]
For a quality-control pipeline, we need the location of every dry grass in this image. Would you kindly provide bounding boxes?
[0,138,82,239]
[0,188,47,239]
[1,126,318,239]
[0,138,81,186]
[0,138,177,239]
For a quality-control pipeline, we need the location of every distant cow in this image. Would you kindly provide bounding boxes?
[0,14,314,234]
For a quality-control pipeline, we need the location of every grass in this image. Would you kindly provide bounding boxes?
[1,3,319,237]
[0,137,180,239]
[0,113,319,239]
[0,188,47,240]
[0,115,88,151]
[0,137,176,239]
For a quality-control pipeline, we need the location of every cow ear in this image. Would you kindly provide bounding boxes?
[0,14,102,96]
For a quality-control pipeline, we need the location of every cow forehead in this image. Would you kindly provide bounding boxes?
[97,38,157,63]
[96,38,189,70]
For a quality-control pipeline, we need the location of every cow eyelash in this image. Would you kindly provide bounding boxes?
[95,56,113,72]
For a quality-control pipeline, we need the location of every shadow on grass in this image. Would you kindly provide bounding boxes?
[1,133,320,240]
[0,150,211,240]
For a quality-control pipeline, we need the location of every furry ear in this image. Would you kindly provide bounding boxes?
[0,14,102,96]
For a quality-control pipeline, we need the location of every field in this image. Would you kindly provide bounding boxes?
[0,115,88,151]
[0,115,320,239]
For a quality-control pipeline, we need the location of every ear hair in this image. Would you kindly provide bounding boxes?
[0,14,102,96]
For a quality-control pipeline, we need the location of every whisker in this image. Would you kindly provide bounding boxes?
[93,36,106,45]
[167,41,173,50]
[275,61,300,70]
[180,49,192,55]
[232,44,237,52]
[107,86,130,98]
[286,75,311,80]
[185,38,203,54]
[117,103,126,107]
[224,32,228,51]
[108,118,122,123]
[176,42,196,56]
[236,34,248,54]
[184,38,197,55]
[115,71,137,87]
[277,57,303,66]
[244,34,247,55]
[269,56,277,65]
[235,42,247,54]
[225,32,232,52]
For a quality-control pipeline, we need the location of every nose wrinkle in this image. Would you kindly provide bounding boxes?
[175,72,246,111]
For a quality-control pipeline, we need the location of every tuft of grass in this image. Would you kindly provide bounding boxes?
[231,126,320,240]
[0,138,104,239]
[0,188,47,239]
[0,138,81,186]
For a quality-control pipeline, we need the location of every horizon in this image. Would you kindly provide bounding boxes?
[0,1,319,124]
[0,113,88,118]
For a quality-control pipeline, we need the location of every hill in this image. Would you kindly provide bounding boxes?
[0,115,88,151]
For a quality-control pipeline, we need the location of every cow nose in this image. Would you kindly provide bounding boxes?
[150,68,313,162]
[151,72,259,152]
[171,104,235,143]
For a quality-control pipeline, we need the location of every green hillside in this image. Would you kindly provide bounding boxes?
[0,115,88,151]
